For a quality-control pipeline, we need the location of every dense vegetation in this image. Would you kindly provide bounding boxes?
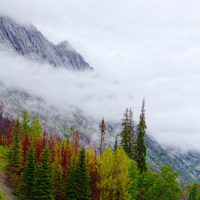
[0,102,199,200]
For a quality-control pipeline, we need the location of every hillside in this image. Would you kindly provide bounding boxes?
[0,82,200,185]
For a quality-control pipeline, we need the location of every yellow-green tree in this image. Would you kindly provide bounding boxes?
[98,147,131,200]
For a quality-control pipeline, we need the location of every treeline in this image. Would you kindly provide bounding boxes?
[0,103,198,200]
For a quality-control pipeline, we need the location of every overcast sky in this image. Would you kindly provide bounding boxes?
[1,0,200,150]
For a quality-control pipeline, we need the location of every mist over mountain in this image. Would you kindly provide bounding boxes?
[0,16,92,70]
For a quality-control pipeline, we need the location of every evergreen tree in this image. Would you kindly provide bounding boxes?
[120,108,129,154]
[135,99,147,173]
[21,146,36,200]
[65,157,79,200]
[120,108,136,159]
[77,147,90,200]
[66,147,90,200]
[34,145,54,200]
[128,108,136,159]
[114,135,118,152]
[188,183,199,200]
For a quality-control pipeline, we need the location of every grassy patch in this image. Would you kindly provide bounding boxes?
[0,146,8,172]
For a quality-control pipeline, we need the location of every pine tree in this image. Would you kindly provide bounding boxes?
[135,99,147,173]
[120,108,129,154]
[21,146,36,200]
[128,108,136,159]
[66,147,90,200]
[77,147,91,200]
[65,157,79,200]
[120,108,136,159]
[99,118,106,156]
[34,145,54,200]
[114,135,118,152]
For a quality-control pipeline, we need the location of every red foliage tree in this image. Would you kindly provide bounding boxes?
[99,118,106,156]
[21,133,30,166]
[74,130,79,159]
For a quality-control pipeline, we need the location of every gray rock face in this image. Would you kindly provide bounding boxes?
[0,16,93,70]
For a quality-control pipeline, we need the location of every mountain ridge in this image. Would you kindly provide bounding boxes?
[0,16,93,70]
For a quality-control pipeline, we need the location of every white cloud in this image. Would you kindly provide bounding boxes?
[1,0,200,150]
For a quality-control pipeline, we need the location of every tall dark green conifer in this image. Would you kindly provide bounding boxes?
[21,146,36,200]
[114,135,118,152]
[66,147,90,200]
[135,99,147,173]
[65,157,79,200]
[120,108,129,153]
[34,145,54,200]
[77,147,90,200]
[128,108,136,159]
[120,108,136,159]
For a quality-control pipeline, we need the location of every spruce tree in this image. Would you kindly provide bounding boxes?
[114,135,118,152]
[128,108,136,159]
[21,146,36,200]
[66,147,90,200]
[120,108,129,153]
[65,157,79,200]
[135,99,147,173]
[77,147,90,200]
[34,145,54,200]
[120,108,136,159]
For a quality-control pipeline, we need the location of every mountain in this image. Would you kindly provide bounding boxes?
[0,16,200,186]
[0,16,92,70]
[146,136,200,185]
[0,81,200,185]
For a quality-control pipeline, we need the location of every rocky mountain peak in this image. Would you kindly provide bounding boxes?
[0,16,93,70]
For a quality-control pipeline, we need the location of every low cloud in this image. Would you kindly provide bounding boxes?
[0,50,200,151]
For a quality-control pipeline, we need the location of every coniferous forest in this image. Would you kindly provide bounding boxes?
[0,102,199,200]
